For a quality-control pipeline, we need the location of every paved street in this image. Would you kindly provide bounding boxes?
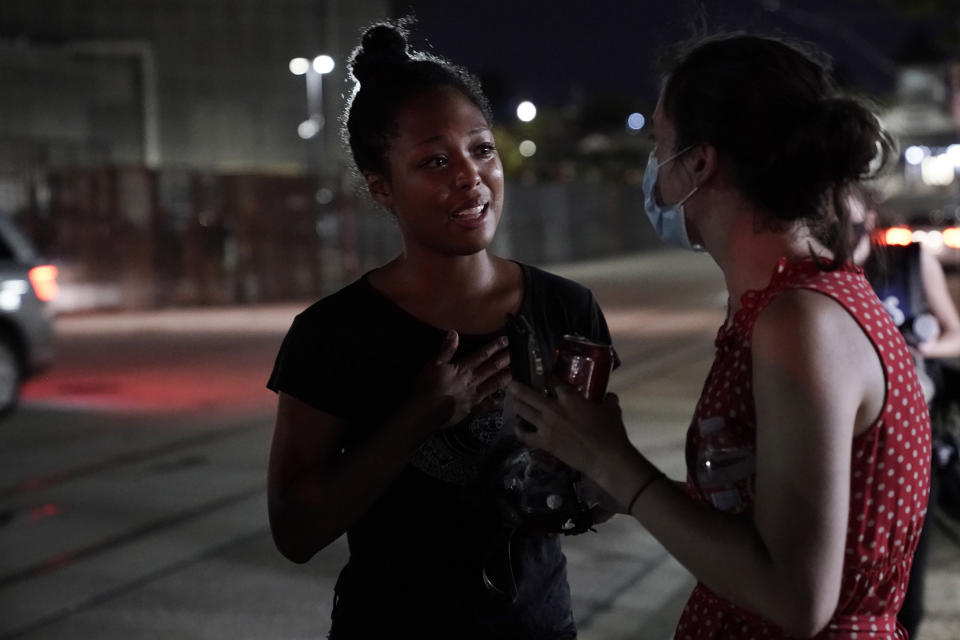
[1,249,958,639]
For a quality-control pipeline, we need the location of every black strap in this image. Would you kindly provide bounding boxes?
[904,242,927,317]
[481,526,519,602]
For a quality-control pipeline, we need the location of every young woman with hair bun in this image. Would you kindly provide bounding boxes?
[511,33,930,639]
[266,20,615,639]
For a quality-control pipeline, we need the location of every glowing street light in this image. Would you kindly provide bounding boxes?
[904,145,927,166]
[627,112,646,131]
[313,55,335,74]
[289,57,311,75]
[298,119,321,140]
[921,154,955,186]
[947,144,960,168]
[516,100,537,122]
[290,54,336,155]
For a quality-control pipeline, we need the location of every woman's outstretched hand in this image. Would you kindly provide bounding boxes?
[507,382,633,477]
[414,331,512,429]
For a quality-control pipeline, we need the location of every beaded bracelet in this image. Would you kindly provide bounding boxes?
[627,471,665,514]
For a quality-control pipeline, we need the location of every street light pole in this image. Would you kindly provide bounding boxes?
[289,55,335,173]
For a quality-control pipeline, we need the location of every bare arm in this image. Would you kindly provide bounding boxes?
[268,332,510,563]
[268,391,453,563]
[917,248,960,359]
[510,290,883,637]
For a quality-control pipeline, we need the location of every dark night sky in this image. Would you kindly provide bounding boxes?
[390,0,947,119]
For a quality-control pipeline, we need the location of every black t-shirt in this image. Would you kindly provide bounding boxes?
[267,262,616,639]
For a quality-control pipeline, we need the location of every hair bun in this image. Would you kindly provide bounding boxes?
[349,23,410,84]
[815,97,891,181]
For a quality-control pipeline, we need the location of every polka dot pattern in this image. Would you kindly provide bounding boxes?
[676,258,930,640]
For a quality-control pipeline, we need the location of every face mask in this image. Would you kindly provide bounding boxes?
[642,147,703,251]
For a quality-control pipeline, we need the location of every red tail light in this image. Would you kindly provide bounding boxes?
[28,265,59,302]
[883,227,913,246]
[943,227,960,249]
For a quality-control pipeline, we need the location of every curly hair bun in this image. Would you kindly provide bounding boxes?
[349,23,411,84]
[816,97,890,182]
[342,18,493,175]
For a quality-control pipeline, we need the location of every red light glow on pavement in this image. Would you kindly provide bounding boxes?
[21,368,277,414]
[28,503,62,522]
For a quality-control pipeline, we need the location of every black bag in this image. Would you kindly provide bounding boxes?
[481,313,596,536]
[478,314,596,602]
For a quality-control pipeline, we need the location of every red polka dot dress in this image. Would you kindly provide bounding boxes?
[674,257,931,640]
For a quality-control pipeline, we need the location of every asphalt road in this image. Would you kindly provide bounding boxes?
[1,249,957,639]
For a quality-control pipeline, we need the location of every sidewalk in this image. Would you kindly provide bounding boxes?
[8,250,959,639]
[569,345,712,640]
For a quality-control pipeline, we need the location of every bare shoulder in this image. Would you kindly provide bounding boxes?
[752,287,867,357]
[752,287,884,434]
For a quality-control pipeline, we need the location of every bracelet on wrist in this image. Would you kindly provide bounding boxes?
[626,470,665,514]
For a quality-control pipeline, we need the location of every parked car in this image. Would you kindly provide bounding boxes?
[0,216,57,414]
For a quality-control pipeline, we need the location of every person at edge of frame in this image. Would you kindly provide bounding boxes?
[509,32,932,640]
[266,18,618,640]
[849,185,960,639]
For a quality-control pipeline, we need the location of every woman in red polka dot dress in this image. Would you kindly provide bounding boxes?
[509,33,931,639]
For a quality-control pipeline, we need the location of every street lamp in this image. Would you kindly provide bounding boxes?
[313,54,335,75]
[516,100,537,123]
[289,57,311,75]
[626,112,646,132]
[289,55,335,142]
[518,140,537,157]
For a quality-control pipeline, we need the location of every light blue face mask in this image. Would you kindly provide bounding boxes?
[642,147,703,252]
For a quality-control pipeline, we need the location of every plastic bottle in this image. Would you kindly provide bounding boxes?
[695,416,755,513]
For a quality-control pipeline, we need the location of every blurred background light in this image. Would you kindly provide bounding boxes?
[315,187,334,205]
[943,227,960,249]
[297,119,320,139]
[288,57,310,75]
[578,133,612,154]
[312,55,335,74]
[904,145,927,165]
[920,153,955,186]
[916,229,945,253]
[626,112,646,131]
[947,143,960,168]
[518,140,537,157]
[884,226,913,246]
[28,265,60,302]
[516,101,537,122]
[0,279,28,311]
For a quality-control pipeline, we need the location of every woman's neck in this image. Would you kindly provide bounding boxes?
[379,250,499,300]
[705,205,830,319]
[368,249,523,335]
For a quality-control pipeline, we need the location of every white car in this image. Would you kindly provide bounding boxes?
[0,216,57,413]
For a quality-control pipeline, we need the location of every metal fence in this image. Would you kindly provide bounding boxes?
[2,166,661,312]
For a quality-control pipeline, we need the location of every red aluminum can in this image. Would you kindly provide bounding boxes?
[552,335,614,403]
